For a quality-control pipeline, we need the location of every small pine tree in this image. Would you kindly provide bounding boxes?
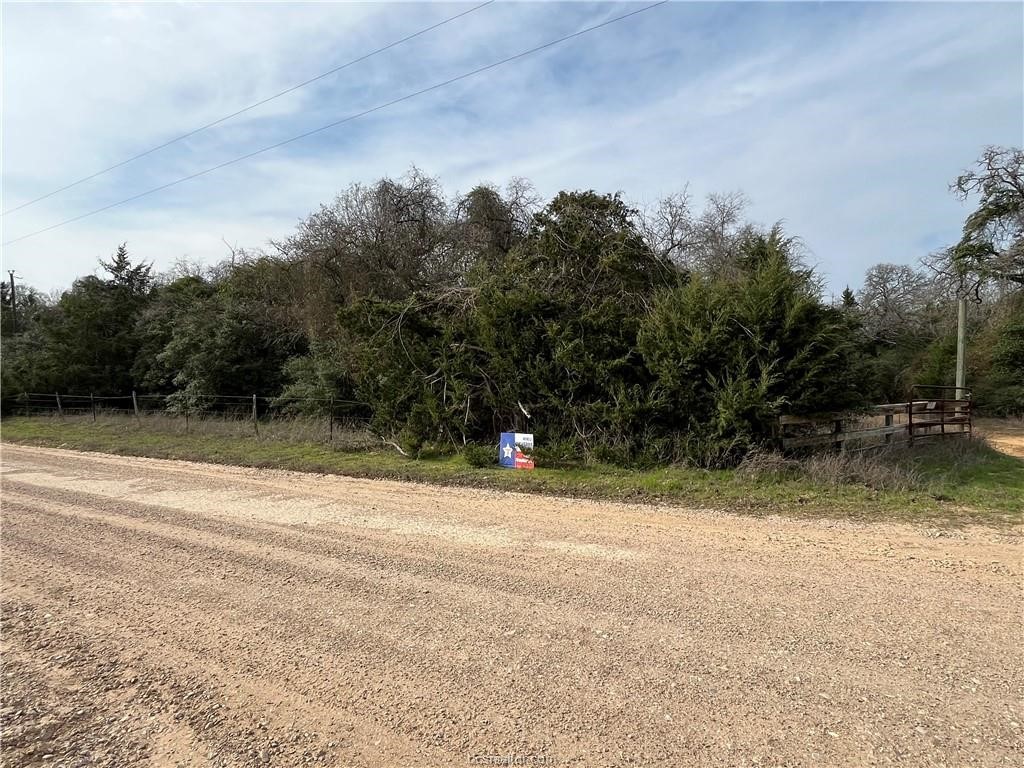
[100,243,152,295]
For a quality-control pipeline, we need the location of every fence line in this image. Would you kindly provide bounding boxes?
[17,391,365,405]
[779,386,972,452]
[9,391,376,449]
[13,388,976,454]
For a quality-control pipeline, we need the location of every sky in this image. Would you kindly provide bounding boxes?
[2,1,1022,295]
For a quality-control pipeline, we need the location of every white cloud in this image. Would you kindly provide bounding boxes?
[2,1,1021,294]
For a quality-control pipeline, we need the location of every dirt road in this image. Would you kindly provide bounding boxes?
[1,444,1021,767]
[978,418,1024,459]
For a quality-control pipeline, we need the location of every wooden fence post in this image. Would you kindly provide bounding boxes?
[184,405,190,434]
[55,392,64,420]
[252,394,259,437]
[132,390,141,426]
[328,396,334,443]
[833,419,843,452]
[907,401,914,446]
[90,392,97,423]
[884,413,892,444]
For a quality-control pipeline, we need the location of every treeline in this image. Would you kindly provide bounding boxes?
[2,149,1021,466]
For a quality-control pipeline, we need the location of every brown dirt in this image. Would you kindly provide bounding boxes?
[977,418,1024,459]
[1,444,1021,767]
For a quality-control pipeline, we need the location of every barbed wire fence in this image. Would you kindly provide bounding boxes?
[11,391,378,450]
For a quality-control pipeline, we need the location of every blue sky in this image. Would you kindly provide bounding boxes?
[2,1,1022,294]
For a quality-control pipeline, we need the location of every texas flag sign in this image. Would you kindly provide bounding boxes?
[499,432,535,470]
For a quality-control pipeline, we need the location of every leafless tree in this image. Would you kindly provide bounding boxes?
[638,189,754,275]
[857,263,946,342]
[451,178,539,274]
[639,188,695,265]
[275,166,452,304]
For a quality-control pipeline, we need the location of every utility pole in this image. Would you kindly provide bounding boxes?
[7,271,17,334]
[955,296,967,397]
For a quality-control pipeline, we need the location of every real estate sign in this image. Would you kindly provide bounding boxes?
[498,432,534,470]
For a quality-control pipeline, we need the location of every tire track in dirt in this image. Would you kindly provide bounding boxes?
[1,494,769,763]
[1,444,1021,767]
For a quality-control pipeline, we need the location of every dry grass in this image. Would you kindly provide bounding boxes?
[737,436,1001,493]
[798,450,924,492]
[37,411,379,451]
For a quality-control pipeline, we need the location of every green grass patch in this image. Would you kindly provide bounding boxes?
[2,417,1021,527]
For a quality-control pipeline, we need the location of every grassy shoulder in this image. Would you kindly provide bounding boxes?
[2,417,1021,527]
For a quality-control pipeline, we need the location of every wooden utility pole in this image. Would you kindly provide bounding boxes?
[8,271,17,333]
[955,297,967,398]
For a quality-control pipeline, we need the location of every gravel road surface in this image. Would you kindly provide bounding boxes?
[1,444,1021,767]
[978,419,1024,459]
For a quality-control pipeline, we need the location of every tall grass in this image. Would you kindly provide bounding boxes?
[39,410,378,451]
[736,436,1000,493]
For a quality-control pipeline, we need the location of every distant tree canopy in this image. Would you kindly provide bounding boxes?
[3,149,1021,465]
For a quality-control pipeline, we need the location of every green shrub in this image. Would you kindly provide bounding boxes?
[463,443,497,467]
[639,228,864,467]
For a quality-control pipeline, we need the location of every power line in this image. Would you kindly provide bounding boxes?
[3,1,667,248]
[1,0,496,217]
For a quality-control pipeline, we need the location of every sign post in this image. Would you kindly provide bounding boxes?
[498,432,534,470]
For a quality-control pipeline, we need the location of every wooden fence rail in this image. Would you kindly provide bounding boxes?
[780,386,972,452]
